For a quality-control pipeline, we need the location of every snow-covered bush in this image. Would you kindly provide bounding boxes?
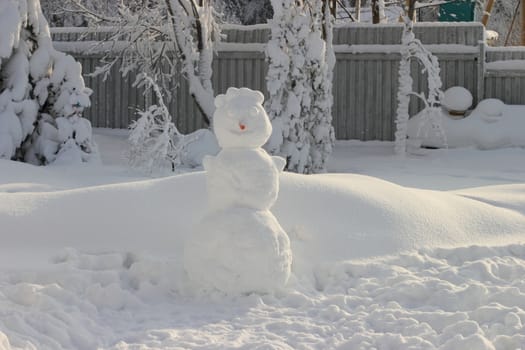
[128,79,180,173]
[0,0,97,165]
[129,107,178,173]
[265,0,335,174]
[394,14,446,155]
[129,78,219,173]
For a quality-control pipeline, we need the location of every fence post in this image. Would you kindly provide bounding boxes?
[476,40,486,104]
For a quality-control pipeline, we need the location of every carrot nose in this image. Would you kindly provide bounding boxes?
[239,123,246,131]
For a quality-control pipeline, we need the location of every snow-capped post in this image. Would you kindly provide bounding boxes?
[265,0,335,174]
[184,87,292,295]
[0,0,97,165]
[394,11,445,155]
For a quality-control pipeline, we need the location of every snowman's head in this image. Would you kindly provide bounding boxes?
[213,87,272,149]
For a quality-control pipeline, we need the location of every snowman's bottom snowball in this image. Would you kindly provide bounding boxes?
[183,208,292,294]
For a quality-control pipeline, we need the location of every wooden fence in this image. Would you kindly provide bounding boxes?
[484,47,525,105]
[51,23,524,141]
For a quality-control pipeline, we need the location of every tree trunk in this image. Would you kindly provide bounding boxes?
[372,0,379,23]
[482,0,496,26]
[322,0,336,16]
[405,0,416,21]
[165,0,215,126]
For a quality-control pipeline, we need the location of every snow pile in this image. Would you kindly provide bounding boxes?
[184,88,291,294]
[1,168,524,271]
[0,133,524,348]
[408,97,525,149]
[0,0,97,165]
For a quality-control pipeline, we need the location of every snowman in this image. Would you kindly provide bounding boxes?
[183,87,292,294]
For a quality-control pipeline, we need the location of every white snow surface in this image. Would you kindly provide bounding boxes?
[0,129,525,349]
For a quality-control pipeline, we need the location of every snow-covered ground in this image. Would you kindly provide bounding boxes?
[1,128,525,349]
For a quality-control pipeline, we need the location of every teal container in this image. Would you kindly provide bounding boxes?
[439,0,475,21]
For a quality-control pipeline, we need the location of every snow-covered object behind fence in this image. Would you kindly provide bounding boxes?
[408,99,525,150]
[0,0,97,165]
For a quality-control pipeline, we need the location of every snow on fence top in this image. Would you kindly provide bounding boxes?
[51,22,484,47]
[486,46,525,62]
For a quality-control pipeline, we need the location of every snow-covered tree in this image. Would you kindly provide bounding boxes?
[72,0,220,126]
[371,0,386,23]
[0,0,97,165]
[485,0,521,46]
[307,1,336,173]
[41,0,120,27]
[215,0,273,24]
[265,0,335,174]
[394,10,446,155]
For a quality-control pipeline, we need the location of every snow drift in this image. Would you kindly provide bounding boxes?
[1,170,524,274]
[1,136,525,349]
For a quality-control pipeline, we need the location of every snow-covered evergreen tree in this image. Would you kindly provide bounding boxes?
[0,0,97,165]
[394,13,445,155]
[265,0,335,174]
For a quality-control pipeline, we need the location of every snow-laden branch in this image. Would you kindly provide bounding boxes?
[394,15,446,155]
[72,0,220,127]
